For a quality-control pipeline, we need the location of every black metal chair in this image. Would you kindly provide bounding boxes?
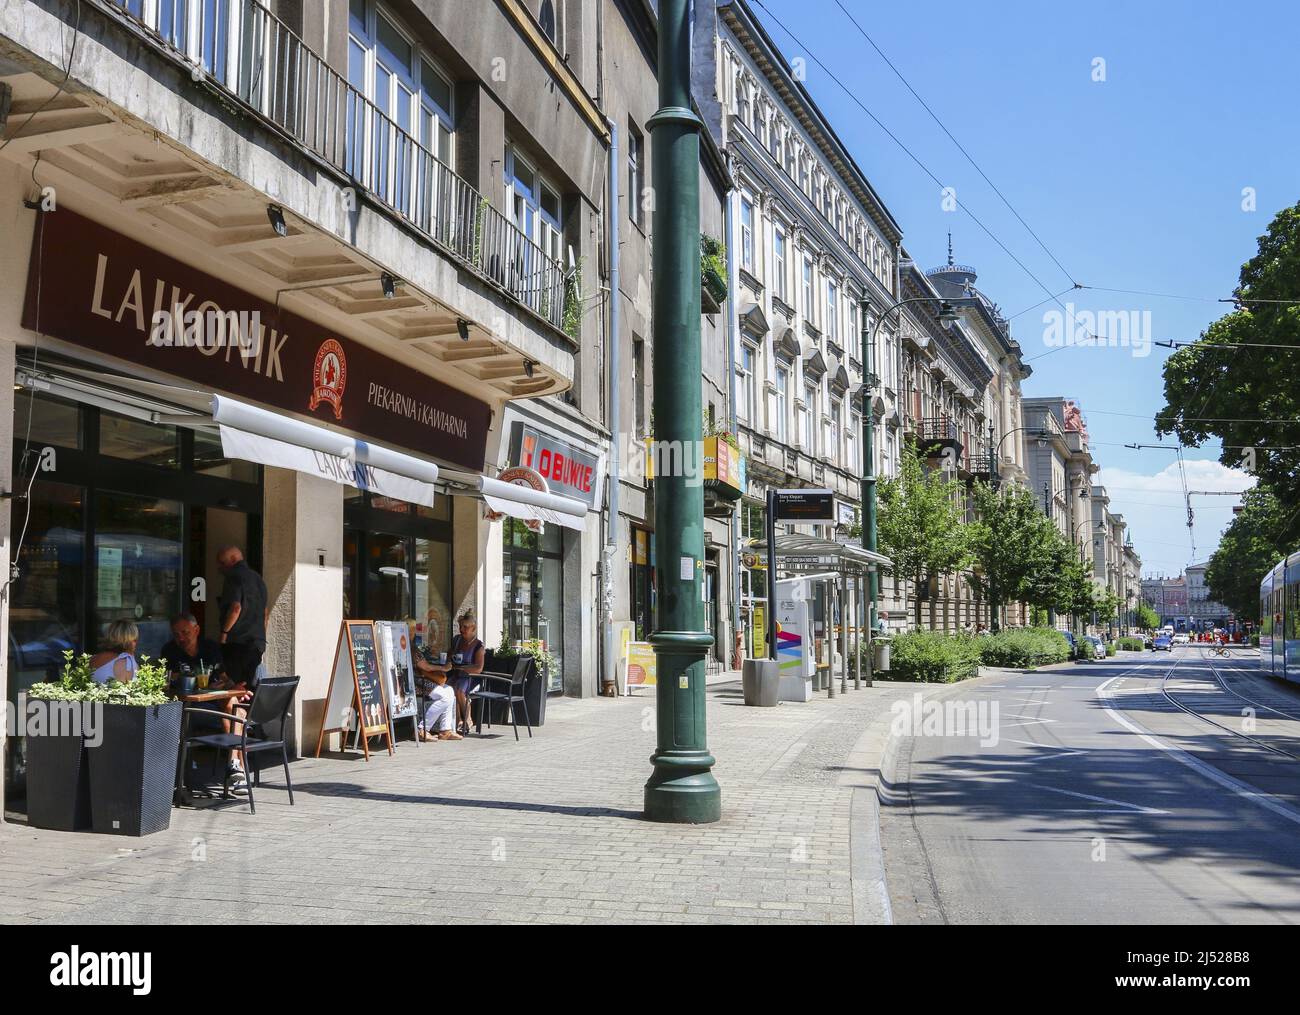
[468,656,534,740]
[176,676,299,814]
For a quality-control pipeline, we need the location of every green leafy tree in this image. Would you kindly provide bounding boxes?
[967,482,1060,631]
[1094,588,1123,630]
[1135,600,1160,631]
[1156,201,1300,543]
[878,444,972,628]
[1204,486,1289,619]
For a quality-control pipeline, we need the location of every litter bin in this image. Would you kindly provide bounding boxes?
[741,659,780,707]
[873,639,891,673]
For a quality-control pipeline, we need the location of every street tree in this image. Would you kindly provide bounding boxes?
[1135,600,1160,631]
[1156,200,1300,543]
[878,444,972,628]
[967,482,1060,631]
[1205,486,1289,619]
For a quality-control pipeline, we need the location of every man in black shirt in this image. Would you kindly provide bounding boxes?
[216,546,268,797]
[217,545,268,690]
[160,612,223,675]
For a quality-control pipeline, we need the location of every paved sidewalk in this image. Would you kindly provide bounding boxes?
[0,677,924,924]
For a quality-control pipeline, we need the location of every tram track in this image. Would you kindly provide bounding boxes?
[1153,649,1300,762]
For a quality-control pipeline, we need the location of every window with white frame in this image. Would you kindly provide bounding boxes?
[775,363,790,443]
[505,146,563,274]
[740,343,758,423]
[826,279,839,342]
[773,226,787,302]
[740,197,755,273]
[537,0,563,48]
[848,412,859,470]
[802,385,817,452]
[830,398,842,464]
[802,256,814,322]
[798,394,811,451]
[628,120,645,230]
[348,0,455,207]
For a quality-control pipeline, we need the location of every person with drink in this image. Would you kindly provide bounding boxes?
[415,611,484,736]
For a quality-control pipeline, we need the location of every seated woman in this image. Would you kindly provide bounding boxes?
[414,667,462,742]
[415,611,484,736]
[89,621,139,685]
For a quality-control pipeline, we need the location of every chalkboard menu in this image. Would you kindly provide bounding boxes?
[314,621,394,761]
[348,623,387,731]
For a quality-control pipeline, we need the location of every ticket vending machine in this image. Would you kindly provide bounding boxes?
[774,577,815,702]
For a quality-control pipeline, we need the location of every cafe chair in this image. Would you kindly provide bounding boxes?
[468,656,534,741]
[176,676,299,815]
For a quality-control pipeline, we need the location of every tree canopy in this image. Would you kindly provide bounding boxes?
[877,444,971,627]
[1204,486,1289,619]
[1155,200,1300,544]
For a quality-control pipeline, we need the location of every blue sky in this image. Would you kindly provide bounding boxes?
[748,0,1299,577]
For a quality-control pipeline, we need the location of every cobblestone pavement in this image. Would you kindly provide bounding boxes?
[0,678,923,924]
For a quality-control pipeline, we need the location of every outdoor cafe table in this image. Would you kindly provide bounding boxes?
[172,686,249,805]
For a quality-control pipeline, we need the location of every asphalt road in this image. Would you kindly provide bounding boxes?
[880,645,1300,924]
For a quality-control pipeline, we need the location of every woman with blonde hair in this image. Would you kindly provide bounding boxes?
[90,620,139,685]
[415,610,484,736]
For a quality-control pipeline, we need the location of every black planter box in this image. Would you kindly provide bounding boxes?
[88,700,182,837]
[24,702,91,832]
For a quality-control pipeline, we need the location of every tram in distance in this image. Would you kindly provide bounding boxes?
[1260,552,1300,681]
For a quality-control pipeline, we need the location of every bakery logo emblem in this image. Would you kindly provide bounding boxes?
[484,465,547,533]
[309,339,348,419]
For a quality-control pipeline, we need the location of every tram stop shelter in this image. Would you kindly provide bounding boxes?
[744,534,892,695]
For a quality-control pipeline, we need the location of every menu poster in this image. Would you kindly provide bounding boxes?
[375,620,418,723]
[313,621,394,761]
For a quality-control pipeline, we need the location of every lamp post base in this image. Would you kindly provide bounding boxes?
[644,757,722,823]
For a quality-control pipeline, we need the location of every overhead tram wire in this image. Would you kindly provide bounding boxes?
[748,1,1108,349]
[830,0,1077,287]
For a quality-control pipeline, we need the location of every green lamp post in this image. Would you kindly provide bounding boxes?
[643,0,721,824]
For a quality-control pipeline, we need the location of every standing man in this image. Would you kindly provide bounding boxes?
[217,545,267,691]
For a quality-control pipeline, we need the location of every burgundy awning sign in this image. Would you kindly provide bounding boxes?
[22,208,491,471]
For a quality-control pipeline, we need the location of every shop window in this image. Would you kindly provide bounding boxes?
[99,410,180,469]
[192,426,258,483]
[13,390,81,450]
[503,518,565,691]
[94,491,183,659]
[6,480,84,690]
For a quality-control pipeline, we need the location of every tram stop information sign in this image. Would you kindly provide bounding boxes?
[763,489,836,660]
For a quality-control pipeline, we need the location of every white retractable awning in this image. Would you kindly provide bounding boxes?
[16,366,440,506]
[18,365,593,529]
[439,468,589,531]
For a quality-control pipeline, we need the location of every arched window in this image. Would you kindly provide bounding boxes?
[539,0,558,45]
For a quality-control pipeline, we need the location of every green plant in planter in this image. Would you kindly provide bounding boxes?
[517,638,558,683]
[29,650,94,702]
[30,651,171,705]
[562,256,584,339]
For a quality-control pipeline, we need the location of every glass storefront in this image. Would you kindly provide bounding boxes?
[344,490,453,648]
[630,526,655,642]
[6,385,263,808]
[502,518,564,692]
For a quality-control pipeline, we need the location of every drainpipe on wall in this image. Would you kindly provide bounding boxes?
[725,155,742,667]
[603,119,621,696]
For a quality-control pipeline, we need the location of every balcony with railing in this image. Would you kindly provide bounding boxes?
[101,0,571,335]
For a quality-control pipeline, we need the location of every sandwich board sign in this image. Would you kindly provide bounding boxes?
[314,620,394,760]
[374,620,419,744]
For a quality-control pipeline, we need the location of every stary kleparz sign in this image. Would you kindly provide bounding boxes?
[22,208,491,471]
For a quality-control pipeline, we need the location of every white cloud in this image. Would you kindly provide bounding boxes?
[1093,459,1254,577]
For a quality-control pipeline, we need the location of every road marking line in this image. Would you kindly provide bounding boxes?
[1003,738,1088,757]
[1028,783,1168,814]
[1096,675,1300,828]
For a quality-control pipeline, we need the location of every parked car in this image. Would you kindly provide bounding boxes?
[1062,631,1077,656]
[1082,635,1107,660]
[1153,634,1172,652]
[1172,632,1191,645]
